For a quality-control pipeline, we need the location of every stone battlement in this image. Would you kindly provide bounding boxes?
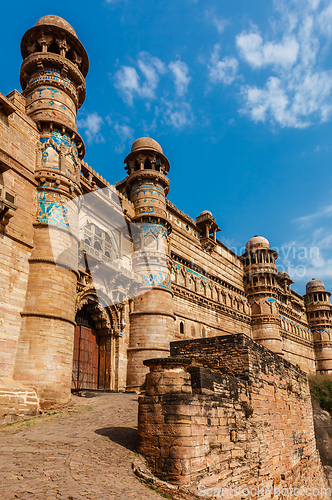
[138,334,329,497]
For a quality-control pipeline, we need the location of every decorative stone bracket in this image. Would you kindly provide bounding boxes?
[0,187,17,233]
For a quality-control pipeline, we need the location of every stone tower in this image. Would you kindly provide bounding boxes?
[243,236,282,354]
[124,138,174,391]
[13,16,88,408]
[305,278,332,373]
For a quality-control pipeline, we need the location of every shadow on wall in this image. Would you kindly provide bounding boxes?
[94,426,137,452]
[312,396,332,488]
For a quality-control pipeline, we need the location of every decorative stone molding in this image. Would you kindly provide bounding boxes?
[0,187,17,233]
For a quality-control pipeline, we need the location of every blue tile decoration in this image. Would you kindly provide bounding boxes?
[37,199,69,228]
[142,271,171,290]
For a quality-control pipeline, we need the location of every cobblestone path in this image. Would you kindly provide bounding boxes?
[0,393,162,500]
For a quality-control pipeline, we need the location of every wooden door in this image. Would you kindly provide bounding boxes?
[72,325,100,390]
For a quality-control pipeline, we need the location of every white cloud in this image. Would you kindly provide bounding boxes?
[208,44,238,85]
[276,202,332,290]
[317,2,332,37]
[114,52,166,105]
[113,52,194,131]
[114,123,134,143]
[234,0,332,128]
[236,32,299,69]
[106,116,134,154]
[169,60,191,96]
[205,8,228,34]
[240,67,332,127]
[77,112,104,144]
[292,204,332,227]
[163,101,194,128]
[113,66,140,106]
[279,228,332,288]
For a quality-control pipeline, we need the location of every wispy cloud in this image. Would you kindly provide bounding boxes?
[234,0,332,128]
[292,204,332,227]
[169,60,191,96]
[113,52,166,106]
[163,101,194,129]
[236,32,299,69]
[278,229,332,288]
[77,112,104,144]
[106,116,134,154]
[113,52,193,131]
[205,8,228,34]
[277,201,332,290]
[208,44,238,85]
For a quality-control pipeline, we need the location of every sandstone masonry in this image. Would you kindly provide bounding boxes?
[0,15,331,423]
[138,334,330,496]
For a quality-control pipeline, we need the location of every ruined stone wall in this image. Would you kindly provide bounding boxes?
[138,335,329,497]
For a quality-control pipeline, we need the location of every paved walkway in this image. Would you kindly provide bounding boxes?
[0,393,162,500]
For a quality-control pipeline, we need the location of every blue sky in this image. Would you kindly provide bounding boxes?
[1,0,332,295]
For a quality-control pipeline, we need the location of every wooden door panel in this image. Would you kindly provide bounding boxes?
[72,325,99,390]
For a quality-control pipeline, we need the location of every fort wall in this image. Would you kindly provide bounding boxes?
[137,334,329,496]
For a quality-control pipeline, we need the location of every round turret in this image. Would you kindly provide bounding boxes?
[125,137,170,175]
[304,278,332,372]
[243,234,278,273]
[278,270,289,277]
[306,278,326,293]
[21,15,88,76]
[124,137,171,226]
[124,137,174,391]
[20,15,89,156]
[245,235,270,252]
[131,137,163,155]
[35,15,78,38]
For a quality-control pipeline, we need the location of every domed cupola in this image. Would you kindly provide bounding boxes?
[124,138,175,391]
[20,14,88,157]
[305,278,331,328]
[124,137,171,228]
[242,235,281,355]
[243,235,278,289]
[195,210,221,248]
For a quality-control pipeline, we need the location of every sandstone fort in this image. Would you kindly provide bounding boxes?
[0,15,332,497]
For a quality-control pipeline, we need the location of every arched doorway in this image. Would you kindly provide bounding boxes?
[72,305,100,390]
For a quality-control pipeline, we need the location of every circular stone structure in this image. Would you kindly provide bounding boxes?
[245,235,270,252]
[306,278,326,293]
[35,15,78,37]
[278,270,290,277]
[199,210,213,217]
[131,137,163,154]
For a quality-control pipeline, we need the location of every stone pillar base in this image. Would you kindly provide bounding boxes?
[0,378,39,425]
